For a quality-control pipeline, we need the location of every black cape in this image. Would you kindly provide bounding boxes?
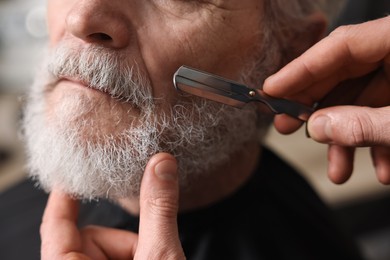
[0,147,364,259]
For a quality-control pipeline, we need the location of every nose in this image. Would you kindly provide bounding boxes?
[66,1,131,49]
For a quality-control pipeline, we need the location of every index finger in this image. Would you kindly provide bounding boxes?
[41,190,83,260]
[42,189,79,222]
[264,16,390,97]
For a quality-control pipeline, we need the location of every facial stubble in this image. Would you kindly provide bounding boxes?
[23,44,270,200]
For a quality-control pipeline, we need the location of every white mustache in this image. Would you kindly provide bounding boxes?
[47,43,153,106]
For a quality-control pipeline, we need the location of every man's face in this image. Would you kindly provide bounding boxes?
[47,0,263,107]
[24,0,271,200]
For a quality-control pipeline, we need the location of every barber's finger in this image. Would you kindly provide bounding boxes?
[41,190,83,260]
[308,106,390,146]
[371,147,390,184]
[263,17,390,98]
[273,114,303,134]
[327,145,355,184]
[136,153,185,259]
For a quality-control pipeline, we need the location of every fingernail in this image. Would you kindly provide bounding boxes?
[308,115,332,141]
[305,122,311,138]
[154,160,177,181]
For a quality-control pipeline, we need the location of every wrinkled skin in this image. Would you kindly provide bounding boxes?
[46,0,264,131]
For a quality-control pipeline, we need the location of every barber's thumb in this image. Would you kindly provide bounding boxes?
[308,106,390,146]
[137,153,183,257]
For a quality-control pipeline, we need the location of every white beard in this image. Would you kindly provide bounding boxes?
[23,43,272,200]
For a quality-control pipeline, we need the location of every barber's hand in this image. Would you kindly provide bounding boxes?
[40,153,185,260]
[263,16,390,184]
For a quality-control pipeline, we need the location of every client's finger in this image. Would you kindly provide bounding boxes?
[80,225,138,259]
[42,191,140,260]
[136,153,185,259]
[41,190,82,260]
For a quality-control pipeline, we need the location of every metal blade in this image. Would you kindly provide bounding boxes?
[174,75,247,108]
[173,65,314,121]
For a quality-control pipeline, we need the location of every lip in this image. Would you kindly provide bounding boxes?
[58,77,110,96]
[60,77,92,89]
[56,77,138,107]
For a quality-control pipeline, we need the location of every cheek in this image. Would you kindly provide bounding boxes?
[138,10,262,93]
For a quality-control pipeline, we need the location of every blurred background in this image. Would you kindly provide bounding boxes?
[0,0,47,191]
[0,0,389,259]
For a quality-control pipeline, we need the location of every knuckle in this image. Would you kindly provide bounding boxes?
[145,192,178,218]
[349,121,365,146]
[331,25,347,35]
[330,24,354,38]
[347,114,372,146]
[329,25,355,53]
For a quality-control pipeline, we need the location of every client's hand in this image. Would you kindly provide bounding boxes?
[263,16,390,184]
[40,153,185,260]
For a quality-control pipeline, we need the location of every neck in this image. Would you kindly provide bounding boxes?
[118,143,261,215]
